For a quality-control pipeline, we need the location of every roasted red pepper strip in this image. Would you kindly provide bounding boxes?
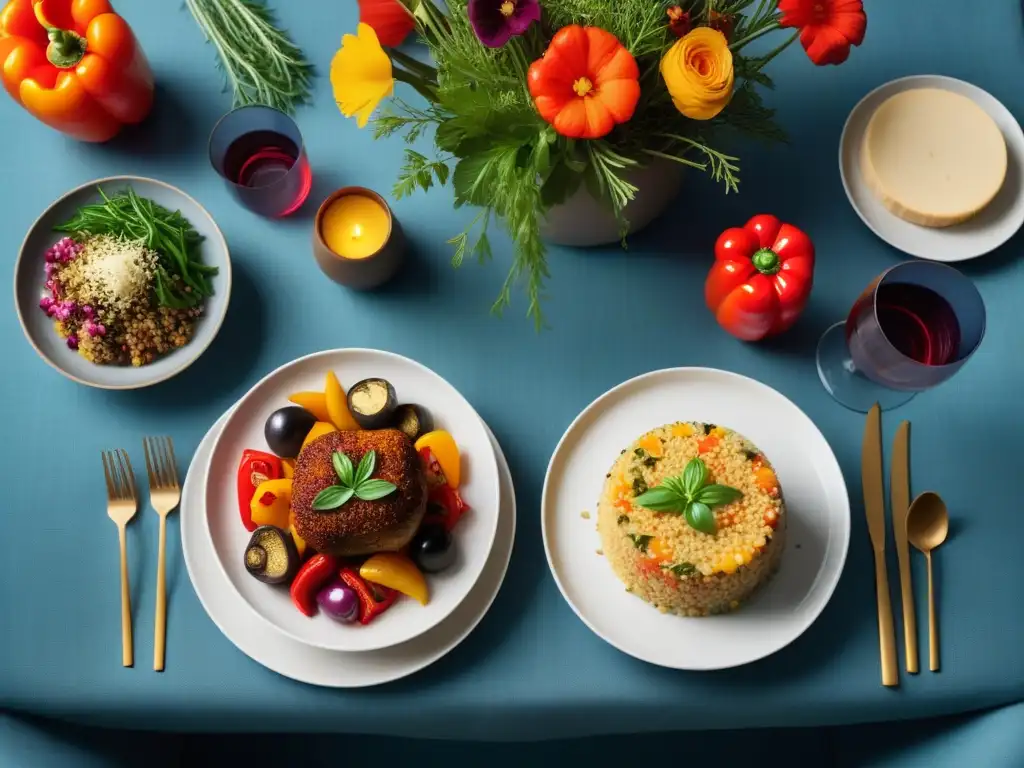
[289,554,338,617]
[419,447,470,531]
[705,214,815,341]
[423,485,470,532]
[340,567,397,625]
[237,450,282,532]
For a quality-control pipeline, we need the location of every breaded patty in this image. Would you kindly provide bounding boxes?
[292,429,427,556]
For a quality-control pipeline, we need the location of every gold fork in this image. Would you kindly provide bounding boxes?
[143,436,181,672]
[102,449,137,668]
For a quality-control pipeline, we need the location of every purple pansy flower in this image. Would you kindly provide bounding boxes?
[468,0,540,48]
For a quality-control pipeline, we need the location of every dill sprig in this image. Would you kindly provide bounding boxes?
[185,0,313,115]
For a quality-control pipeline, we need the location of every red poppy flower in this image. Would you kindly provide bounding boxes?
[358,0,415,47]
[778,0,866,66]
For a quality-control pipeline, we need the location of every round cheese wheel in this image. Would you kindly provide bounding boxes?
[861,88,1007,228]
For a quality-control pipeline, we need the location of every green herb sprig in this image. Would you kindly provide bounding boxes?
[312,450,397,511]
[184,0,312,115]
[54,187,216,309]
[633,457,743,535]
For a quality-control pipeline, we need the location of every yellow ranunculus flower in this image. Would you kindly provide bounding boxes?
[660,27,734,121]
[331,23,395,128]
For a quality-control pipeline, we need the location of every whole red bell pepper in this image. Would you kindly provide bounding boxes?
[705,214,815,341]
[0,0,154,142]
[237,449,282,532]
[290,554,338,617]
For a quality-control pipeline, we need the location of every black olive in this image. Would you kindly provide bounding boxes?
[704,423,715,435]
[264,406,317,459]
[244,526,299,584]
[393,403,433,441]
[411,523,455,573]
[347,378,398,430]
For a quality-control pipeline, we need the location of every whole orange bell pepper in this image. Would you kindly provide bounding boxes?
[705,214,815,341]
[0,0,153,142]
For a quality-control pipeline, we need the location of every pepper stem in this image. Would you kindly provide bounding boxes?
[751,247,781,275]
[46,28,88,69]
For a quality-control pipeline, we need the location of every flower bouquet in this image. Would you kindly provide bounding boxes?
[332,0,866,325]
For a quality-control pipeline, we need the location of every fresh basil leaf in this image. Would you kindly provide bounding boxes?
[633,486,684,512]
[663,477,689,498]
[332,451,354,487]
[354,479,398,501]
[695,484,744,507]
[312,485,354,511]
[682,458,708,497]
[684,501,716,535]
[354,450,377,487]
[627,534,652,552]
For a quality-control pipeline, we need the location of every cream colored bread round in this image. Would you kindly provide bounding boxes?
[597,422,785,617]
[861,88,1007,228]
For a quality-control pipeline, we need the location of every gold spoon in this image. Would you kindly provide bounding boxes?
[906,491,949,672]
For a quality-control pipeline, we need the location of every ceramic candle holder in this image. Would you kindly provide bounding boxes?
[312,187,406,290]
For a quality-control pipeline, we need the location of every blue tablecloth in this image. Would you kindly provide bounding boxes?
[2,0,1023,742]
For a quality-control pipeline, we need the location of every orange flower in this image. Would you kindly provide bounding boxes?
[527,25,640,140]
[778,0,866,66]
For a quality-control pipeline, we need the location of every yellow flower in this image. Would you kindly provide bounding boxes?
[331,23,394,128]
[660,27,734,121]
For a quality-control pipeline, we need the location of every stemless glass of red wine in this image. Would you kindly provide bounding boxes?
[209,105,312,218]
[816,261,986,412]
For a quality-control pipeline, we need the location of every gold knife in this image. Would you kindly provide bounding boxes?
[891,421,918,674]
[863,403,898,687]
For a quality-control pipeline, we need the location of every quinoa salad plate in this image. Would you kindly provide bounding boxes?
[541,368,850,671]
[14,177,231,390]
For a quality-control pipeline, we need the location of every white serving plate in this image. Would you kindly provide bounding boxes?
[840,75,1024,262]
[204,349,501,653]
[183,409,516,687]
[542,368,850,670]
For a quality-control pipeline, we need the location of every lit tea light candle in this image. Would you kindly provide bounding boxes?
[313,188,406,289]
[321,194,390,259]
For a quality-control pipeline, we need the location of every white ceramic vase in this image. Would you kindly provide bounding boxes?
[540,160,684,246]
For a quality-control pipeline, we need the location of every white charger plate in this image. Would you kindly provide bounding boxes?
[182,410,516,687]
[542,368,850,670]
[840,74,1024,262]
[204,349,501,652]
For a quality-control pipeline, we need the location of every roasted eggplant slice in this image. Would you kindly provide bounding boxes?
[244,526,299,584]
[347,378,398,430]
[393,403,433,441]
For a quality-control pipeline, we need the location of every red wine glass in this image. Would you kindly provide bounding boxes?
[209,105,312,217]
[816,261,986,412]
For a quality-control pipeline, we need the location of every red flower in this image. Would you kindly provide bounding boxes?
[358,0,416,47]
[709,11,734,41]
[666,6,691,38]
[778,0,866,66]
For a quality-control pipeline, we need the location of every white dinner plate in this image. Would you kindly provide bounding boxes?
[542,368,850,670]
[840,74,1024,262]
[182,410,516,687]
[204,349,501,652]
